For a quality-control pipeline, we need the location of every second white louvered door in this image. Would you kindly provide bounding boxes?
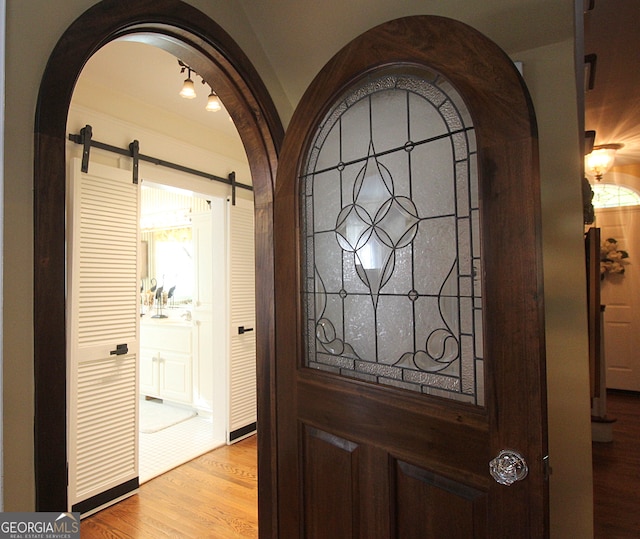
[227,196,257,442]
[67,158,140,515]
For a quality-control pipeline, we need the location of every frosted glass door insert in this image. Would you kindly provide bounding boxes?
[301,70,483,405]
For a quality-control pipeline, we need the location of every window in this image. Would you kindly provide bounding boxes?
[592,183,640,208]
[300,69,483,405]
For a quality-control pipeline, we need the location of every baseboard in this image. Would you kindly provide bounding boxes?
[73,477,139,517]
[607,388,640,398]
[229,422,256,443]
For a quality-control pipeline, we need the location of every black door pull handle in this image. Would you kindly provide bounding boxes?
[238,326,254,335]
[110,343,129,355]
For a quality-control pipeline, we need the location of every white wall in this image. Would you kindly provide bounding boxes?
[516,39,593,538]
[70,64,252,187]
[67,104,251,195]
[603,164,640,192]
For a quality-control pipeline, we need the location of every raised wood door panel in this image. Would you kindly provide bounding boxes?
[274,15,547,538]
[394,459,488,539]
[299,378,490,538]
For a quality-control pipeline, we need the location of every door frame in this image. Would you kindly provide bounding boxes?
[595,205,640,391]
[274,15,548,536]
[33,0,282,530]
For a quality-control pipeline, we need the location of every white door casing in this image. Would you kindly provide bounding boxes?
[192,200,228,441]
[191,208,216,413]
[137,171,256,443]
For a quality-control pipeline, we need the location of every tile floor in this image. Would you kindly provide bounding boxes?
[138,401,224,483]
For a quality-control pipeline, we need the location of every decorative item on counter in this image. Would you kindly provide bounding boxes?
[152,284,168,318]
[601,237,630,279]
[140,279,146,316]
[146,277,157,306]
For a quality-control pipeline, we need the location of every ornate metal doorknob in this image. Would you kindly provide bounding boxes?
[489,449,529,486]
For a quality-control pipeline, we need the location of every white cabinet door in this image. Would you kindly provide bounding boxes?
[159,352,193,403]
[140,323,193,404]
[67,158,139,514]
[139,350,159,397]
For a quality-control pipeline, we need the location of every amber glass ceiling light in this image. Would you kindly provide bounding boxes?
[585,143,623,181]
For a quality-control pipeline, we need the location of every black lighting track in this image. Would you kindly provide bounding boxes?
[68,124,251,205]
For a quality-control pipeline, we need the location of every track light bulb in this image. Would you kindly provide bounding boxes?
[206,91,222,112]
[180,77,196,99]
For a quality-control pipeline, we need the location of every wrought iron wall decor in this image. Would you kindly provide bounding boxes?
[301,70,484,405]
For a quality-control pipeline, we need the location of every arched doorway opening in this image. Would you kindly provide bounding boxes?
[33,0,281,522]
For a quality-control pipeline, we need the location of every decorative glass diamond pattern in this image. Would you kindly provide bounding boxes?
[335,145,420,304]
[301,71,483,405]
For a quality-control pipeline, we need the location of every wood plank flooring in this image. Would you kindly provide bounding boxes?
[593,391,640,538]
[81,435,258,538]
[81,394,639,538]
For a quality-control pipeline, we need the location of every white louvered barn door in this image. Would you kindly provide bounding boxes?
[227,196,257,442]
[67,158,139,515]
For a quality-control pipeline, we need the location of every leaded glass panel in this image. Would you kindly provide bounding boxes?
[591,182,640,208]
[301,70,484,406]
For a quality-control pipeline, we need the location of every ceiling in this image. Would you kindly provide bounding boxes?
[78,40,240,139]
[584,0,640,167]
[77,0,639,170]
[237,0,576,108]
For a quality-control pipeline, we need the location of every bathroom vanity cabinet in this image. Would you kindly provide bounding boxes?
[140,320,193,405]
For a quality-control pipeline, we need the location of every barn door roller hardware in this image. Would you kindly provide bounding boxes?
[69,124,252,202]
[69,125,141,183]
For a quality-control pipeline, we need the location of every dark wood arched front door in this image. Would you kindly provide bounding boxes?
[274,16,548,537]
[33,0,281,523]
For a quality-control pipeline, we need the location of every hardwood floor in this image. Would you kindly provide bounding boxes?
[80,395,638,538]
[81,435,258,538]
[593,391,640,538]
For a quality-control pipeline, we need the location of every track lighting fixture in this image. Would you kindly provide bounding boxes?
[178,59,221,112]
